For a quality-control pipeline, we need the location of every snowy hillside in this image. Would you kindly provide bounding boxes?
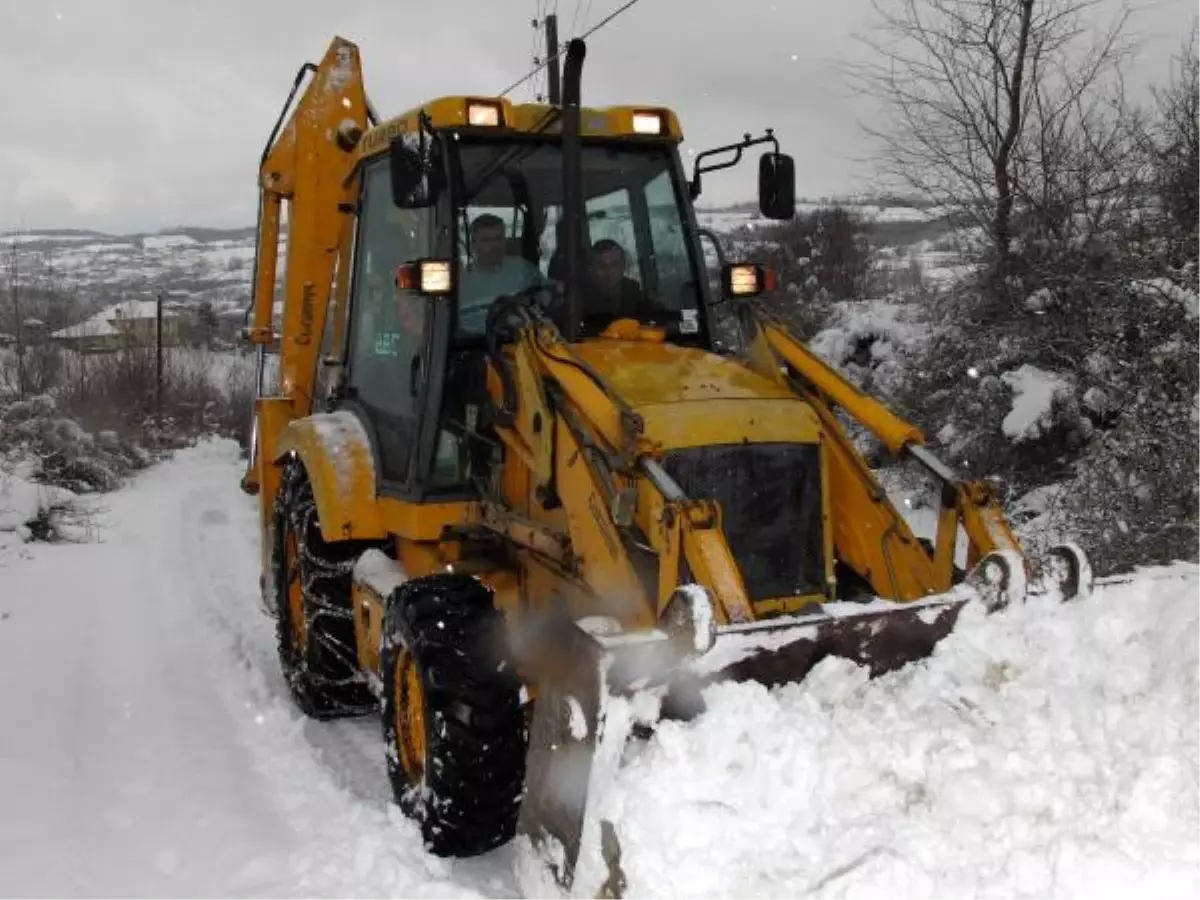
[1,226,274,327]
[0,441,1195,897]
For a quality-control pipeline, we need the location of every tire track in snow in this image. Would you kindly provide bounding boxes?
[180,489,396,811]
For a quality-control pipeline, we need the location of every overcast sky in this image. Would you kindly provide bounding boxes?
[0,0,1193,234]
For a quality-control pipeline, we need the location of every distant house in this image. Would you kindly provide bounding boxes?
[50,299,181,354]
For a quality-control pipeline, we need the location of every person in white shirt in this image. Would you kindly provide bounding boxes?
[457,214,547,336]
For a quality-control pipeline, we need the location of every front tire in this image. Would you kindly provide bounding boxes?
[381,573,527,856]
[273,458,376,719]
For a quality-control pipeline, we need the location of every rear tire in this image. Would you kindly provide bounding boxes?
[273,457,376,719]
[381,573,527,856]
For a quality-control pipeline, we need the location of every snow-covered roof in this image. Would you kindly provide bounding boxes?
[107,299,178,321]
[51,317,118,339]
[50,298,181,340]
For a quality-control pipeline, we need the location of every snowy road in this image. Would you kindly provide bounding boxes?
[1,439,1197,898]
[0,441,515,898]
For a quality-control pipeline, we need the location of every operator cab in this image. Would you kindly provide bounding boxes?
[336,100,794,504]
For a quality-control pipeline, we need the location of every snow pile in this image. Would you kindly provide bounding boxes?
[1000,364,1073,442]
[591,563,1199,898]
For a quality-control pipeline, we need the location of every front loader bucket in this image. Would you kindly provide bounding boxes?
[514,589,972,896]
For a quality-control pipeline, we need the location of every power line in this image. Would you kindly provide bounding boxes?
[577,0,595,36]
[497,0,645,98]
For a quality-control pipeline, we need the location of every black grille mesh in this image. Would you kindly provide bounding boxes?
[662,442,825,602]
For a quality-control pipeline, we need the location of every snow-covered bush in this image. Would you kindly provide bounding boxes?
[0,470,82,548]
[760,206,873,302]
[893,249,1198,576]
[0,394,151,495]
[46,345,256,450]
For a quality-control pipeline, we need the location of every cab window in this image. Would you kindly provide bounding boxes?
[346,160,434,484]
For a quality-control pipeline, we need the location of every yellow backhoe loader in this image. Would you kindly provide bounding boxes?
[239,35,1093,895]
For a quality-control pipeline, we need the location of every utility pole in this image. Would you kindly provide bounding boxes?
[545,13,561,104]
[155,289,163,423]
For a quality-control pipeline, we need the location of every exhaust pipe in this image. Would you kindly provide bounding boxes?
[560,38,586,343]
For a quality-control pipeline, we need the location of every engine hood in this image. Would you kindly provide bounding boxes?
[571,339,821,449]
[571,340,793,405]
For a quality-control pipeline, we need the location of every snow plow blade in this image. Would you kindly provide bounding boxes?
[515,591,971,896]
[515,545,1095,895]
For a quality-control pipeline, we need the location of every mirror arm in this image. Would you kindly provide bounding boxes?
[689,128,781,193]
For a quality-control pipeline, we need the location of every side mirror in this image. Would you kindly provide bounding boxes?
[758,152,795,220]
[389,137,442,208]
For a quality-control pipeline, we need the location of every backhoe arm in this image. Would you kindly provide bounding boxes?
[241,37,370,512]
[248,37,370,415]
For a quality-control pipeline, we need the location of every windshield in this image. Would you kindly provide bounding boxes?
[451,140,703,341]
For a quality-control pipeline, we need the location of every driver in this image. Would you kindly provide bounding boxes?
[584,239,647,319]
[458,214,546,335]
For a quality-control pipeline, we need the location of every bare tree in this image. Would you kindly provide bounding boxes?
[1138,21,1199,270]
[849,0,1135,292]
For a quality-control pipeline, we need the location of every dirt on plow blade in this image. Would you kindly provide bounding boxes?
[515,591,971,896]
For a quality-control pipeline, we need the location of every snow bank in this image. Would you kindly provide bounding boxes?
[589,563,1199,898]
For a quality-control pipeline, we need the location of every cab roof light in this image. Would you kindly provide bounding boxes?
[632,111,664,135]
[467,100,503,127]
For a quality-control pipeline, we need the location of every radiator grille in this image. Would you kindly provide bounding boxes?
[662,442,825,602]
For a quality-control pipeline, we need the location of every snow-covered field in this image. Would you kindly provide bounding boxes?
[0,443,1196,898]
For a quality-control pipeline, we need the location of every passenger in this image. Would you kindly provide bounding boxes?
[584,239,646,319]
[457,214,546,336]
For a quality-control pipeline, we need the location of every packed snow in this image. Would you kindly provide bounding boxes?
[0,440,1196,898]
